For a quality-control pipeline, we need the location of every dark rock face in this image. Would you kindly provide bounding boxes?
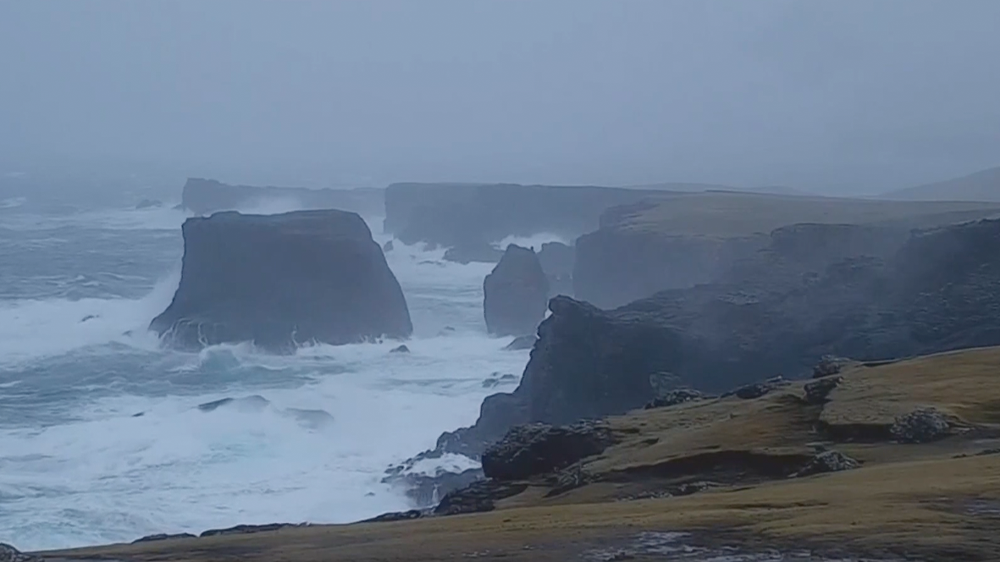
[891,408,953,443]
[383,182,663,249]
[483,245,549,337]
[433,480,527,516]
[200,523,307,538]
[726,376,789,400]
[481,422,615,481]
[132,533,197,544]
[0,544,39,562]
[182,178,385,217]
[390,344,410,353]
[538,241,575,297]
[804,377,843,404]
[150,210,412,352]
[442,242,504,264]
[443,219,1000,456]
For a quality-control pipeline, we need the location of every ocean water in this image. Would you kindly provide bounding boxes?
[0,194,558,551]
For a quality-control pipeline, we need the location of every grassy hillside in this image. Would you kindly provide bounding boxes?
[882,166,1000,202]
[44,347,1000,561]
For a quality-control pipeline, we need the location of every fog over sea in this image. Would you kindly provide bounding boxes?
[0,189,559,551]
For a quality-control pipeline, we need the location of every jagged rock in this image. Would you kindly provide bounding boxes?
[443,242,504,264]
[727,376,788,400]
[132,533,197,543]
[362,510,424,523]
[481,422,615,481]
[891,408,953,443]
[382,240,394,252]
[390,344,410,353]
[813,355,853,379]
[200,523,308,538]
[483,245,549,336]
[804,376,843,404]
[433,480,527,516]
[504,335,537,351]
[0,544,39,562]
[794,450,861,477]
[645,389,709,410]
[150,210,412,352]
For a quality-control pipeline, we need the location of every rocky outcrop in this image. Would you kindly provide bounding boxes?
[644,388,709,410]
[481,422,615,481]
[891,408,953,443]
[0,544,39,562]
[181,178,385,217]
[793,450,861,477]
[483,245,549,336]
[442,218,1000,456]
[803,376,843,404]
[383,182,665,248]
[537,241,575,297]
[573,193,1000,309]
[150,210,412,352]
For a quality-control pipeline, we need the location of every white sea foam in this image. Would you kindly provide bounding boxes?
[0,213,532,550]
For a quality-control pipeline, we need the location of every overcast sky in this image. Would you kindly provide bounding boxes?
[1,0,998,193]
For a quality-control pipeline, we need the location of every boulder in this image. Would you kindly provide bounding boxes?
[483,245,549,337]
[481,421,615,481]
[794,450,861,477]
[390,344,410,353]
[382,240,394,253]
[150,210,412,352]
[181,178,385,217]
[362,510,424,523]
[891,408,953,443]
[443,242,504,264]
[813,355,853,379]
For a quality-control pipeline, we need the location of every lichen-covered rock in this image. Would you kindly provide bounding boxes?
[794,450,861,477]
[481,421,615,481]
[150,210,412,352]
[891,408,953,443]
[804,376,843,404]
[645,389,709,410]
[389,344,410,353]
[483,245,549,336]
[538,241,575,297]
[0,544,39,562]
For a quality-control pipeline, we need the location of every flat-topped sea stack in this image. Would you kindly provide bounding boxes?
[181,178,385,217]
[150,209,411,352]
[575,191,1000,308]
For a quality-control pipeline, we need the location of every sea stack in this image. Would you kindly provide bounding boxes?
[483,244,549,337]
[150,209,412,352]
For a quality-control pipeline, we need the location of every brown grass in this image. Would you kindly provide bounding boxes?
[43,347,1000,562]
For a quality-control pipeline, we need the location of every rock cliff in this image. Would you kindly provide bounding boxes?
[483,245,549,336]
[574,192,1000,309]
[181,178,385,217]
[150,210,412,352]
[448,218,1000,454]
[537,241,575,297]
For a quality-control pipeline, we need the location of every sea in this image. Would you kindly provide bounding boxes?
[0,185,558,551]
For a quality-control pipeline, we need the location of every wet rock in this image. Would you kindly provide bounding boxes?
[645,389,709,410]
[726,376,788,400]
[803,376,843,404]
[813,355,853,379]
[891,408,953,443]
[390,344,410,353]
[200,522,308,538]
[0,544,40,562]
[150,209,412,353]
[482,421,615,481]
[482,373,517,389]
[382,240,394,252]
[80,314,98,322]
[381,459,484,508]
[361,509,424,523]
[538,241,575,297]
[434,480,528,516]
[483,245,549,337]
[197,395,270,413]
[504,335,537,351]
[793,450,861,477]
[443,242,504,265]
[132,533,197,544]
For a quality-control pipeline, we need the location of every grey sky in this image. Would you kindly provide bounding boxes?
[1,0,998,193]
